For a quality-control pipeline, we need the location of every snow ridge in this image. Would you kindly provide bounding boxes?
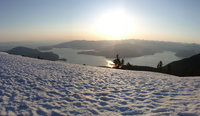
[0,52,200,115]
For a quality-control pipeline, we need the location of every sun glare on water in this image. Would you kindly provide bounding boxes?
[107,60,115,68]
[94,8,134,40]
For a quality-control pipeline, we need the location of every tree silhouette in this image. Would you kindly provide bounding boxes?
[157,61,163,72]
[113,54,124,69]
[121,59,124,66]
[126,62,131,67]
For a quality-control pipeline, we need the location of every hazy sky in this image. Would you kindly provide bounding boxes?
[0,0,200,43]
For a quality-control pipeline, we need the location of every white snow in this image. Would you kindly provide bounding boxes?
[0,52,200,116]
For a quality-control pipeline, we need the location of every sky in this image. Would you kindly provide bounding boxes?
[0,0,200,43]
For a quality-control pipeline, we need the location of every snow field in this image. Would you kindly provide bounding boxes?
[0,52,200,116]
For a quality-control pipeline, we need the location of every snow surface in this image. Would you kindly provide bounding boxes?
[0,52,200,116]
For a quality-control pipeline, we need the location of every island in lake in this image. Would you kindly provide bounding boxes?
[7,47,67,61]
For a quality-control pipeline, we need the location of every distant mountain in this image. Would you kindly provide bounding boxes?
[0,41,59,51]
[39,40,110,50]
[7,47,66,61]
[39,39,200,58]
[163,53,200,76]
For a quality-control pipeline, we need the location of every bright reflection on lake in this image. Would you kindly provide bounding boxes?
[106,60,115,68]
[43,48,181,67]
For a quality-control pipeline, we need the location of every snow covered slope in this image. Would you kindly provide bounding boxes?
[0,52,200,116]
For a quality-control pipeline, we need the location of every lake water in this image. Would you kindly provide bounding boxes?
[44,48,181,67]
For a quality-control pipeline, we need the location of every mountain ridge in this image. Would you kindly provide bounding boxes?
[39,39,200,58]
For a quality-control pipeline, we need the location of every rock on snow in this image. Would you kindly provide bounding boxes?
[0,52,200,116]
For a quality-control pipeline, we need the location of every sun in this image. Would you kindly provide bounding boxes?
[93,8,134,40]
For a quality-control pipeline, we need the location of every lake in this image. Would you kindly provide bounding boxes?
[43,48,181,67]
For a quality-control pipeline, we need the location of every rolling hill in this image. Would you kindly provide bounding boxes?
[163,53,200,76]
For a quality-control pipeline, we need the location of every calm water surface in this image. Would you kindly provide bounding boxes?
[45,48,181,67]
